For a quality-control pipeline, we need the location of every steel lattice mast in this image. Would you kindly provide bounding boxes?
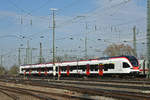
[147,0,150,78]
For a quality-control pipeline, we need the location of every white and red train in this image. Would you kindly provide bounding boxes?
[19,56,140,77]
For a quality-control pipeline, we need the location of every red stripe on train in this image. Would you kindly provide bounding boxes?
[139,69,149,72]
[67,65,70,76]
[38,71,41,75]
[133,66,139,70]
[86,64,90,76]
[29,71,31,75]
[45,71,47,76]
[99,64,103,76]
[59,67,61,76]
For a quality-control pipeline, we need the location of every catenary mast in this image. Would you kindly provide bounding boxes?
[147,0,150,78]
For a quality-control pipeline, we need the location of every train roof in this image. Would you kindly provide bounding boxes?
[100,56,137,60]
[21,55,137,67]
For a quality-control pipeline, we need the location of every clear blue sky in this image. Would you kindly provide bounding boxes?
[0,0,147,68]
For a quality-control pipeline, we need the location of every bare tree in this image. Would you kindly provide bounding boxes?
[103,44,136,57]
[38,57,46,64]
[8,65,19,75]
[0,65,6,75]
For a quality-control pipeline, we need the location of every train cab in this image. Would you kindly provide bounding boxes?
[125,56,139,69]
[108,56,139,75]
[123,56,139,75]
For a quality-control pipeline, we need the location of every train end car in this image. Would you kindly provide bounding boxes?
[105,56,140,76]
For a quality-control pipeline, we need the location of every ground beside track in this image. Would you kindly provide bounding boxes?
[1,76,150,100]
[0,81,117,100]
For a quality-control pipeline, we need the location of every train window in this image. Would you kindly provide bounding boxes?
[41,68,45,71]
[83,66,86,71]
[90,65,93,71]
[31,68,34,71]
[26,69,29,72]
[81,65,86,71]
[23,68,27,71]
[103,64,114,71]
[61,66,67,71]
[70,66,77,71]
[35,68,37,71]
[21,68,24,71]
[77,65,86,70]
[95,65,99,71]
[109,64,114,69]
[104,67,108,71]
[32,68,37,71]
[47,67,53,71]
[104,64,108,71]
[70,66,74,71]
[37,68,41,72]
[74,66,78,70]
[70,67,73,71]
[90,65,98,71]
[56,67,58,71]
[126,56,138,67]
[78,65,84,70]
[123,62,130,68]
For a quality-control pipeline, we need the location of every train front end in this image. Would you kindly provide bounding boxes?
[126,56,140,75]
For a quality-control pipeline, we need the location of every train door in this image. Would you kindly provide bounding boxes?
[58,66,61,76]
[29,69,32,76]
[45,67,48,76]
[143,60,145,75]
[67,65,70,76]
[99,64,103,76]
[38,68,41,76]
[24,71,26,76]
[86,64,90,76]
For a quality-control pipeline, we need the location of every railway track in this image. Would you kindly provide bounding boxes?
[24,80,150,100]
[45,80,150,90]
[0,84,56,100]
[0,80,96,100]
[0,77,150,100]
[0,89,19,100]
[57,77,150,85]
[15,76,150,84]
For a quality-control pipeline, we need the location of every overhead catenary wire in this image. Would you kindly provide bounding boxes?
[56,0,132,29]
[6,0,54,21]
[57,0,81,15]
[5,0,134,40]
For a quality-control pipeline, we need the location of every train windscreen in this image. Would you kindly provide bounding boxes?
[126,56,138,67]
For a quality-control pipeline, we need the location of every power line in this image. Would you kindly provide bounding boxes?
[112,17,146,26]
[56,0,131,29]
[6,0,27,13]
[7,0,54,20]
[29,0,54,14]
[58,0,81,14]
